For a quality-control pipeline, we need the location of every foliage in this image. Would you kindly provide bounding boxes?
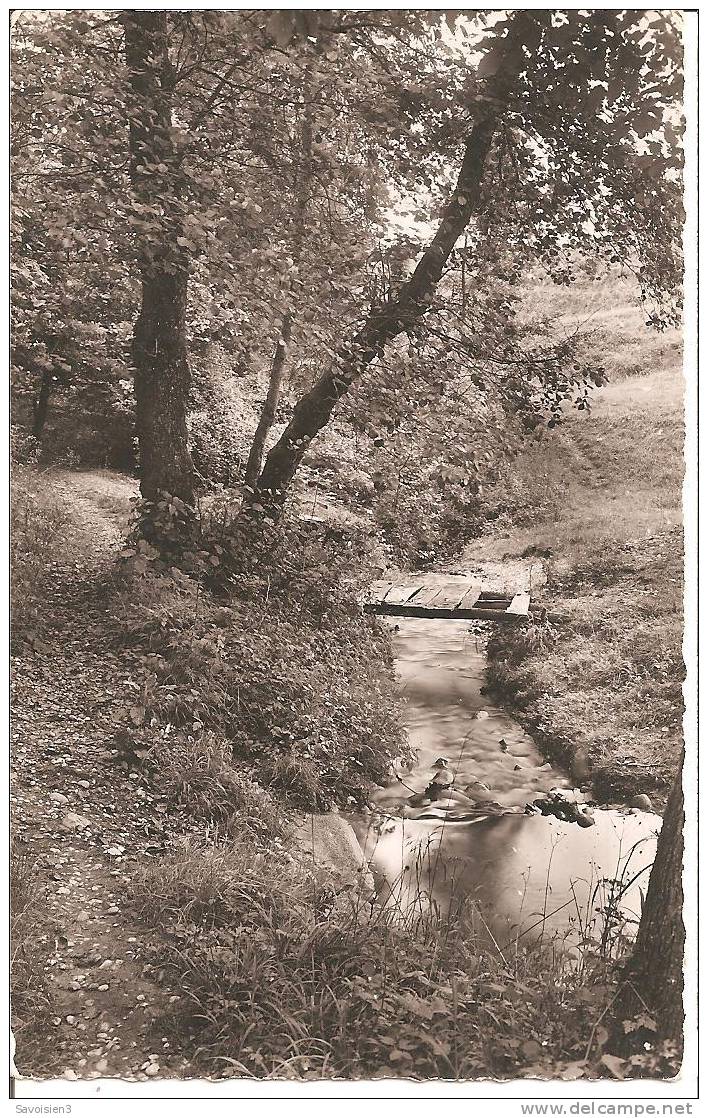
[146,732,287,842]
[130,830,679,1081]
[11,11,684,511]
[488,533,683,804]
[113,515,404,810]
[10,460,70,641]
[484,352,684,804]
[10,848,54,1071]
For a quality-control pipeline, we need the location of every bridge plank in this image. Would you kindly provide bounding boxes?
[455,584,483,611]
[409,586,445,608]
[370,580,392,601]
[384,585,422,605]
[506,591,531,616]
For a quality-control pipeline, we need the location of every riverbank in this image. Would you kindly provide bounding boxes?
[13,468,669,1083]
[476,363,684,808]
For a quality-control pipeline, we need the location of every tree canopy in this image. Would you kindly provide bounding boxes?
[11,9,683,507]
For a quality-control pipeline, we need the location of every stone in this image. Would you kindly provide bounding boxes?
[49,792,69,804]
[630,793,653,811]
[60,811,91,831]
[291,813,374,902]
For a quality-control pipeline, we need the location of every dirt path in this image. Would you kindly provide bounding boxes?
[11,469,196,1082]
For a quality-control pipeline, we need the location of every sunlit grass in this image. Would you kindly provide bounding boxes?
[483,275,684,805]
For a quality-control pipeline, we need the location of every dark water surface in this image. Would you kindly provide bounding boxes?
[353,612,660,953]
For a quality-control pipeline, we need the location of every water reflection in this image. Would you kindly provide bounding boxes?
[353,613,660,952]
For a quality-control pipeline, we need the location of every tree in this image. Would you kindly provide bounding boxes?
[122,11,195,504]
[611,758,685,1064]
[243,57,314,492]
[10,13,136,456]
[250,9,683,516]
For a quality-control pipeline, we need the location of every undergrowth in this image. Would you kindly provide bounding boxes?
[10,848,55,1073]
[112,506,404,813]
[129,833,676,1081]
[10,450,70,644]
[487,531,683,804]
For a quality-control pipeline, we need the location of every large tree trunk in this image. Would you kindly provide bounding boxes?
[612,757,685,1059]
[252,13,543,516]
[122,12,195,505]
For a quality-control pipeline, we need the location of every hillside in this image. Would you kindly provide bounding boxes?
[479,283,684,805]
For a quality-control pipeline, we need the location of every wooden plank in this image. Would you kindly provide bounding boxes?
[383,585,422,605]
[455,584,483,611]
[429,586,473,611]
[408,585,444,608]
[367,581,392,604]
[506,591,531,616]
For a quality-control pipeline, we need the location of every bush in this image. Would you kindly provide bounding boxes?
[189,349,265,489]
[113,517,405,812]
[10,462,69,641]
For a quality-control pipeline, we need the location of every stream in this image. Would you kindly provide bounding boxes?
[352,603,661,957]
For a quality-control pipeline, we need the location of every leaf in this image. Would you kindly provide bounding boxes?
[395,992,434,1019]
[622,1013,657,1034]
[559,1059,588,1080]
[600,1053,627,1079]
[387,1048,409,1062]
[521,1040,543,1061]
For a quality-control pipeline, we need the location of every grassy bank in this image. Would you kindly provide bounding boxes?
[12,466,677,1082]
[479,294,684,805]
[129,834,666,1081]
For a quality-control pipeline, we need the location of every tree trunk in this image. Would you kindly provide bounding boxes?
[252,13,543,516]
[31,369,52,439]
[612,757,685,1058]
[244,313,292,491]
[243,59,313,499]
[122,12,195,505]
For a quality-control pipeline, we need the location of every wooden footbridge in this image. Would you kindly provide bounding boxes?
[364,575,530,623]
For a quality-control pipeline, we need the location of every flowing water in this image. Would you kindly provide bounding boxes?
[353,606,660,955]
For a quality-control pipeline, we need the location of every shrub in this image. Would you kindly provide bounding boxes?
[113,517,405,812]
[189,350,264,489]
[10,463,69,641]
